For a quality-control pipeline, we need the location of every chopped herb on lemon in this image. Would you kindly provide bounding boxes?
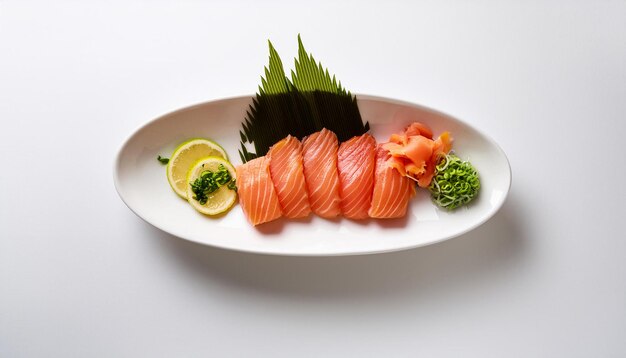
[166,138,228,198]
[190,163,235,205]
[186,157,237,216]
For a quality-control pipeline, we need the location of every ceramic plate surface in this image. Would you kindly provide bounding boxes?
[114,95,511,256]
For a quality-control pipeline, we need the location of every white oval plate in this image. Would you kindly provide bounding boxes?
[114,95,511,256]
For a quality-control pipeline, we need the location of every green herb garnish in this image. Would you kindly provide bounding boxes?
[239,35,369,163]
[428,153,480,210]
[190,164,236,205]
[227,180,237,192]
[157,155,169,164]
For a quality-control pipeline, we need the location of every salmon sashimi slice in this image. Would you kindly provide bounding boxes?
[236,156,282,226]
[267,135,311,218]
[302,129,342,218]
[369,144,416,218]
[337,133,376,219]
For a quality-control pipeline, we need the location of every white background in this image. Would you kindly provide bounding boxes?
[1,1,625,357]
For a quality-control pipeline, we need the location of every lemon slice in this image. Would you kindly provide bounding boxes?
[186,157,237,216]
[167,138,228,198]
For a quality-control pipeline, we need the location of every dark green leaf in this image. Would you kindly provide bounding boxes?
[239,35,369,163]
[291,34,347,95]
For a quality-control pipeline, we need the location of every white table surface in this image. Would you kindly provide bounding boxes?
[1,1,625,357]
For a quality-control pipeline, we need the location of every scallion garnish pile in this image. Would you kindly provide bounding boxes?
[428,153,480,210]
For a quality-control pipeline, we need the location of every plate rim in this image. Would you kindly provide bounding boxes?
[113,93,512,256]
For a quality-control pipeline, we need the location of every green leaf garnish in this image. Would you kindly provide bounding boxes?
[157,155,169,164]
[190,164,236,205]
[291,35,348,95]
[239,35,369,163]
[428,153,480,210]
[259,40,290,95]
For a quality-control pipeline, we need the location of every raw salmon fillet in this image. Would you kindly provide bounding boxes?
[267,135,311,218]
[369,144,416,218]
[236,156,282,226]
[302,129,342,218]
[337,134,376,219]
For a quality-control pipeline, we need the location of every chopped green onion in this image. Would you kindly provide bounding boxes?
[227,180,237,192]
[428,153,480,210]
[157,155,169,165]
[190,164,236,205]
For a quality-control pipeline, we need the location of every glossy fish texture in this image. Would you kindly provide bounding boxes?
[236,156,282,226]
[302,129,342,218]
[369,144,416,218]
[337,134,376,219]
[267,135,311,218]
